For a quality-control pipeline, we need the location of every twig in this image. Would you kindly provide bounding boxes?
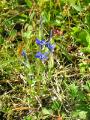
[12,107,37,111]
[0,79,22,83]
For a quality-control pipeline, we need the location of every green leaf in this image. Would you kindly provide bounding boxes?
[71,4,82,12]
[81,47,90,54]
[72,27,80,34]
[0,35,4,44]
[41,11,50,24]
[84,81,90,92]
[55,19,61,26]
[78,31,90,53]
[51,101,61,111]
[24,116,32,120]
[85,13,90,28]
[79,111,87,119]
[69,83,78,98]
[42,108,52,115]
[9,29,17,37]
[29,12,35,21]
[79,63,89,73]
[61,0,76,4]
[78,30,88,46]
[59,45,72,62]
[23,25,32,39]
[48,54,54,69]
[71,110,87,119]
[86,33,90,46]
[25,0,32,8]
[38,0,48,7]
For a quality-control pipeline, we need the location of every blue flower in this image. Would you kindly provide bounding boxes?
[35,52,48,61]
[21,50,28,60]
[36,38,46,47]
[45,42,55,52]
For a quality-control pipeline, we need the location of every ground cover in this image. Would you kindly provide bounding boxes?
[0,0,90,120]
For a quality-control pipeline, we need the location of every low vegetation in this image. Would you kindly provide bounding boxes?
[0,0,90,120]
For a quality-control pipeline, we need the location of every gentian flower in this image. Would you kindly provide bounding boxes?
[35,52,48,61]
[45,42,55,52]
[21,50,28,60]
[36,38,46,48]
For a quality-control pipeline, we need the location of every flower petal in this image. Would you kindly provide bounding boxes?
[36,38,46,46]
[35,52,48,61]
[46,42,55,52]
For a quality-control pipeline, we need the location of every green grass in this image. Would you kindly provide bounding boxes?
[0,0,90,120]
